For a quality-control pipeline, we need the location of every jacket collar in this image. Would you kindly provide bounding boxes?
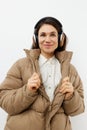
[24,49,40,60]
[55,50,73,63]
[24,49,73,63]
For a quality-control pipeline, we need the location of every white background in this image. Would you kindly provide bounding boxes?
[0,0,87,130]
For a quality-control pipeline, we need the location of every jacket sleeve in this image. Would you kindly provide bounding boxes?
[62,64,85,116]
[0,59,38,116]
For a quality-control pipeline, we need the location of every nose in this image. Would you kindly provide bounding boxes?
[45,35,51,42]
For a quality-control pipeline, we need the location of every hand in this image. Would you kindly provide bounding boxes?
[27,72,41,92]
[59,77,74,100]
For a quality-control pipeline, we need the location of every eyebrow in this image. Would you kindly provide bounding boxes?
[40,31,57,34]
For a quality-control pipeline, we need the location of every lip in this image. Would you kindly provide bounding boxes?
[43,44,52,48]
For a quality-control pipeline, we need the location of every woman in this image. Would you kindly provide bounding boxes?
[0,16,85,130]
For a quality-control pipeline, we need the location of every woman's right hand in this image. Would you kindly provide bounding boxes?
[27,72,41,92]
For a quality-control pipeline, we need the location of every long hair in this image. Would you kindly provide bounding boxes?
[31,16,67,52]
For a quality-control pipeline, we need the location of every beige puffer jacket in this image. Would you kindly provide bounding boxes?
[0,49,85,130]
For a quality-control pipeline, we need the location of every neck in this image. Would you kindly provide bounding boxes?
[41,53,54,59]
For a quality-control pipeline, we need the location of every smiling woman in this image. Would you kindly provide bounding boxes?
[0,16,85,130]
[38,24,58,58]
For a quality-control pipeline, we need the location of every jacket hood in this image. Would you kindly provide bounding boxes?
[24,49,73,63]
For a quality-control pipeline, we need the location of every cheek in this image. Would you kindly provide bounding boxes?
[54,40,58,48]
[55,44,58,49]
[38,38,44,45]
[38,38,44,47]
[38,42,42,49]
[53,37,58,44]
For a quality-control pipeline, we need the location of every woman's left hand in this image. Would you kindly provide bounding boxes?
[59,76,74,100]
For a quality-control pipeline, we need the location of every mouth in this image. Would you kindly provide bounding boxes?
[43,44,52,48]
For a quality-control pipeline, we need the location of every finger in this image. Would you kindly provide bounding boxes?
[61,81,70,87]
[62,76,69,83]
[31,79,41,87]
[32,73,40,80]
[60,87,71,94]
[30,75,39,81]
[30,82,39,89]
[60,83,72,93]
[29,80,39,86]
[60,82,70,90]
[32,72,39,77]
[60,85,74,94]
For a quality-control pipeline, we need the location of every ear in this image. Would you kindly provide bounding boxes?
[60,33,65,47]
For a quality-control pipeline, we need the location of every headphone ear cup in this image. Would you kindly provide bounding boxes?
[33,34,36,43]
[60,33,65,47]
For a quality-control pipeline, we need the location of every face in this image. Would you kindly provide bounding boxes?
[38,24,58,58]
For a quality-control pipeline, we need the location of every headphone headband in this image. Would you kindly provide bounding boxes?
[34,16,63,35]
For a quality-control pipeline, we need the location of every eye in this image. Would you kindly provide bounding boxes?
[40,33,46,37]
[50,33,57,37]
